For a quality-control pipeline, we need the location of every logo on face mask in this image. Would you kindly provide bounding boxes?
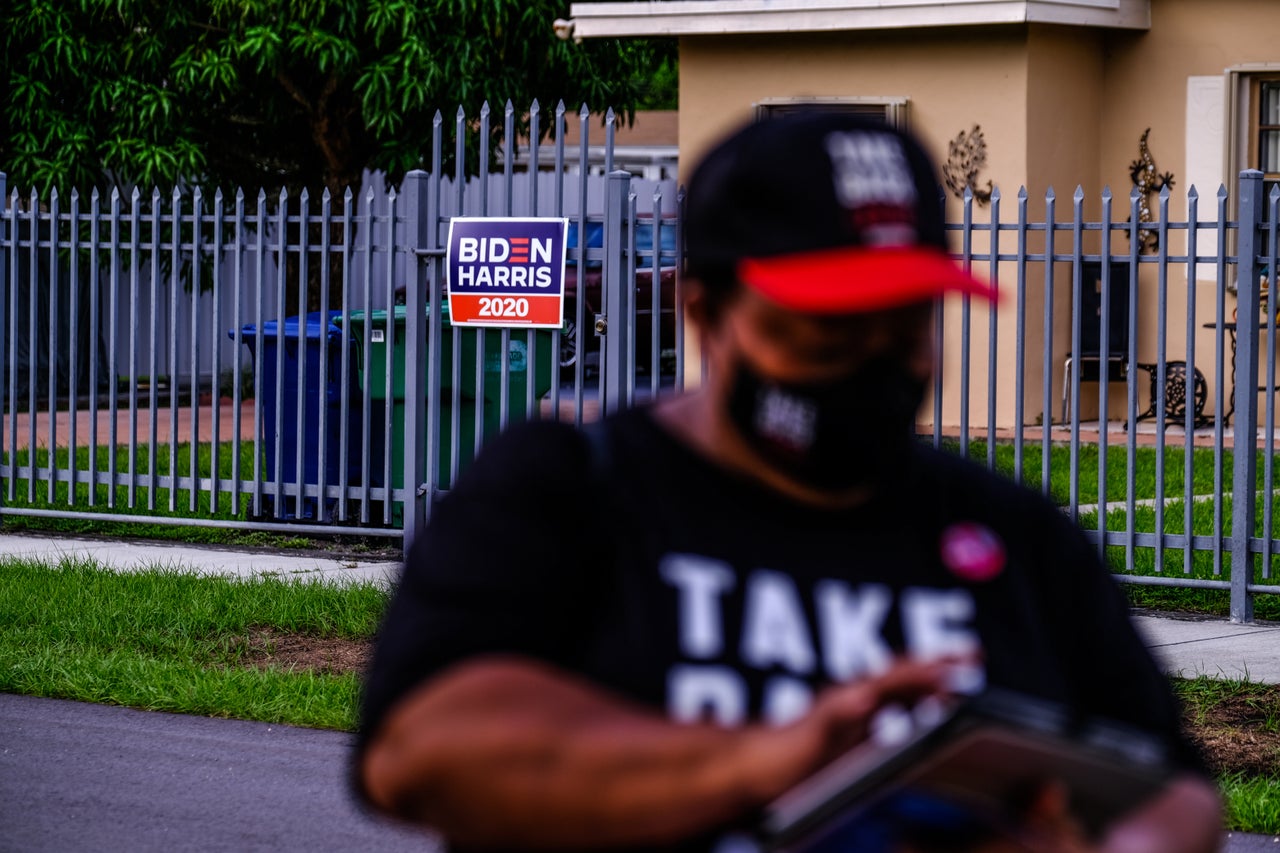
[753,387,818,452]
[727,355,926,493]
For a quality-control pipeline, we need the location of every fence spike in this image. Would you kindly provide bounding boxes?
[480,100,490,118]
[1188,185,1199,201]
[50,187,59,204]
[1074,185,1085,202]
[1159,184,1171,200]
[1044,186,1055,203]
[531,98,540,116]
[257,188,267,203]
[214,187,223,203]
[70,187,79,203]
[344,186,353,204]
[1017,186,1028,201]
[556,99,566,117]
[300,187,310,205]
[990,186,1001,203]
[89,187,99,203]
[456,105,465,121]
[279,187,288,204]
[1101,185,1112,203]
[605,106,615,124]
[172,186,181,201]
[194,186,203,204]
[321,187,330,204]
[505,99,514,117]
[1218,183,1229,200]
[579,103,590,119]
[1130,186,1141,201]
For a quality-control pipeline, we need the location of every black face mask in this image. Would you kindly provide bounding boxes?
[726,354,926,493]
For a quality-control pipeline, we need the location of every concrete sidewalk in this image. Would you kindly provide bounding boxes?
[1,531,1277,684]
[1132,612,1280,684]
[0,532,403,588]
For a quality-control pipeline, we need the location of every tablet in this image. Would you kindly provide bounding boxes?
[759,688,1174,852]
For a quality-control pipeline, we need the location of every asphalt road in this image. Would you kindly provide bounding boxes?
[0,693,434,853]
[1,692,1275,852]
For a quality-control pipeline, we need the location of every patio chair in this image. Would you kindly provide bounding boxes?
[1061,261,1132,423]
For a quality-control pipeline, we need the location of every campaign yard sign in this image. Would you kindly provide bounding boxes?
[446,217,568,328]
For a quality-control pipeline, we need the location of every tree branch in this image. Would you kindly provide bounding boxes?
[275,72,313,114]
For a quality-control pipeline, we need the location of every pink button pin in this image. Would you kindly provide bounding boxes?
[940,522,1007,582]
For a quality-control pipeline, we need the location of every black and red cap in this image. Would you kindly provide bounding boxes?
[684,112,996,313]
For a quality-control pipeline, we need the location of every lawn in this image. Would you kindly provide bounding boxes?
[1,559,1277,834]
[0,440,398,553]
[941,438,1280,618]
[0,558,383,730]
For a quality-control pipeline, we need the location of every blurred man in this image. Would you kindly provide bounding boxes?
[355,112,1221,853]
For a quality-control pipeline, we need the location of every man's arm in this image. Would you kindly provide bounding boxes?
[360,655,959,850]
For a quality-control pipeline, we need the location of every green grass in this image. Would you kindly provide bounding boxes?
[1172,676,1280,833]
[940,438,1280,619]
[939,437,1241,508]
[1220,774,1280,833]
[0,559,1275,834]
[0,440,393,550]
[0,558,388,730]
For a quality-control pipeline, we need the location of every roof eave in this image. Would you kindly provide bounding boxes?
[566,0,1151,38]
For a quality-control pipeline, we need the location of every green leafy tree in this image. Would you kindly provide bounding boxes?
[0,0,674,197]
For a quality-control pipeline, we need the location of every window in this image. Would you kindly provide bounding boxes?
[753,96,909,129]
[1258,80,1280,199]
[1226,67,1280,206]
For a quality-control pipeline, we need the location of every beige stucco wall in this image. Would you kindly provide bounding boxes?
[675,3,1279,428]
[1094,0,1280,421]
[677,26,1040,428]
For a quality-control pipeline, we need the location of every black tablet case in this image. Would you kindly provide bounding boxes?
[759,688,1173,852]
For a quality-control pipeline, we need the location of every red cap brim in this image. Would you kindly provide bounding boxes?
[738,246,997,314]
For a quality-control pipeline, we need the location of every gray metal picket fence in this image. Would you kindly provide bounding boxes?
[0,101,682,556]
[2,96,1280,623]
[938,171,1280,622]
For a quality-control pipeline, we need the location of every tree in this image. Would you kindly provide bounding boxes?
[0,0,674,197]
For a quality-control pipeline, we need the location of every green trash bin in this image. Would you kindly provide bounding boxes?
[340,304,554,519]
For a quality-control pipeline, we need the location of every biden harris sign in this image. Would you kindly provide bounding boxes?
[446,217,568,328]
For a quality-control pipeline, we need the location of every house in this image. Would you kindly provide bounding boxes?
[563,0,1280,430]
[520,109,678,180]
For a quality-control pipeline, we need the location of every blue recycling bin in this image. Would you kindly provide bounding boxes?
[232,311,373,521]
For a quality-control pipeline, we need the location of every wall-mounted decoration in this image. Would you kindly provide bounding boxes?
[1129,128,1176,254]
[943,124,993,206]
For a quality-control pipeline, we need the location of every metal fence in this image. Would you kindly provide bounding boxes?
[937,171,1280,622]
[2,100,1280,622]
[0,101,683,555]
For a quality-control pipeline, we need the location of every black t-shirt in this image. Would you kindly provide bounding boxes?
[357,406,1203,849]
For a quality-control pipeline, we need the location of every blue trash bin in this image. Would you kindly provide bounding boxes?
[231,311,372,522]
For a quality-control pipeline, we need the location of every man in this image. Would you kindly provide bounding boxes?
[355,112,1221,852]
